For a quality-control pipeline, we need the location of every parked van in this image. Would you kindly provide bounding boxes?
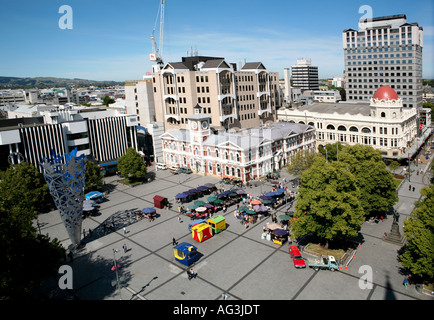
[156,163,167,170]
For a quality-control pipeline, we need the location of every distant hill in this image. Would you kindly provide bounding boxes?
[0,76,124,89]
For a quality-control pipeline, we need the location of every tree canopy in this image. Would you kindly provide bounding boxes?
[117,148,147,183]
[0,162,52,217]
[292,157,365,247]
[0,162,65,299]
[400,184,434,282]
[102,95,115,106]
[292,144,398,246]
[338,144,398,217]
[286,150,318,178]
[84,160,103,193]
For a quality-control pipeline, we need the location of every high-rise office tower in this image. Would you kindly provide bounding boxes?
[291,59,319,92]
[343,14,423,110]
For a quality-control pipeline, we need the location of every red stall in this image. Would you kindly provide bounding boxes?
[153,195,167,209]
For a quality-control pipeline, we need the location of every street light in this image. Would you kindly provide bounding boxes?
[112,249,122,300]
[408,153,411,182]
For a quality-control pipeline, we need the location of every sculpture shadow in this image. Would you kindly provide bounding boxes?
[80,208,143,245]
[39,249,133,300]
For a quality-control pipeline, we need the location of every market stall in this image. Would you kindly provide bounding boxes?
[173,242,200,266]
[153,195,168,209]
[192,222,213,242]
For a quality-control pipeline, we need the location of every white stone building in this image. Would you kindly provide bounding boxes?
[277,86,430,160]
[160,105,315,182]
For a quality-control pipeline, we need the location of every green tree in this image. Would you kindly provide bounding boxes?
[388,160,401,174]
[0,162,52,216]
[286,150,318,178]
[85,160,103,193]
[117,148,147,183]
[339,145,398,218]
[400,184,434,282]
[102,95,115,106]
[0,162,65,299]
[317,142,344,162]
[292,157,365,248]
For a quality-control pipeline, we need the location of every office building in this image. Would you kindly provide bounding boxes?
[0,105,139,173]
[291,59,319,92]
[152,56,280,132]
[343,14,423,110]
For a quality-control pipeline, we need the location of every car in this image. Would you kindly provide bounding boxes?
[156,163,167,170]
[289,245,306,269]
[179,167,192,174]
[169,166,179,174]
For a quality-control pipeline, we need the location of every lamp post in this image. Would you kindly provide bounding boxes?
[112,248,122,300]
[323,145,328,163]
[408,152,411,182]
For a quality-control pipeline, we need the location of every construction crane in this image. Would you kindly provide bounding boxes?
[150,0,165,69]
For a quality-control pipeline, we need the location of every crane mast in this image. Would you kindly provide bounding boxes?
[150,0,165,69]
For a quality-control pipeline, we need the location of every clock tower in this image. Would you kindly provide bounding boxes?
[187,104,211,144]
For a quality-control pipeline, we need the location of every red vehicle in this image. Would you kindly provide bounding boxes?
[289,246,306,269]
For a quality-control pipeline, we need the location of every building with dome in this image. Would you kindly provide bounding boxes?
[277,86,431,160]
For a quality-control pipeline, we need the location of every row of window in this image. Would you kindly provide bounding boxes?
[347,59,414,65]
[319,132,400,148]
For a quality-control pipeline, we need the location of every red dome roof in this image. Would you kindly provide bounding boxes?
[373,86,399,101]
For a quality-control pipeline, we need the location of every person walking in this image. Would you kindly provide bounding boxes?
[412,187,415,192]
[409,185,412,191]
[403,277,408,289]
[172,237,178,246]
[122,243,128,253]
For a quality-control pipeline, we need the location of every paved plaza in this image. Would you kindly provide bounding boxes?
[36,159,434,301]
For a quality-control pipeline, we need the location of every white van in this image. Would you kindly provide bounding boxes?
[156,163,167,170]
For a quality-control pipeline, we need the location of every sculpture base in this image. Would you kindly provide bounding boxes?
[383,223,406,247]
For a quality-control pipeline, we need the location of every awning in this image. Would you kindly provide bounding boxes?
[98,161,118,167]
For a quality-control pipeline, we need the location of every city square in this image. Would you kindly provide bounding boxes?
[36,161,433,301]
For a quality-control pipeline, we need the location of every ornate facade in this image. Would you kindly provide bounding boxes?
[161,105,315,182]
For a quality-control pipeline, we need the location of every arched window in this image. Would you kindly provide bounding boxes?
[381,112,386,118]
[215,149,219,158]
[327,124,336,130]
[362,127,371,134]
[349,126,359,132]
[338,125,347,131]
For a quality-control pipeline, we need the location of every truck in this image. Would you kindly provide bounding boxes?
[307,255,339,271]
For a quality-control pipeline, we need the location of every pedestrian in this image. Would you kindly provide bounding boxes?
[189,268,196,279]
[122,243,128,253]
[88,228,92,237]
[409,185,412,191]
[172,237,178,246]
[412,187,415,192]
[178,215,182,223]
[83,228,86,237]
[187,269,192,280]
[403,277,408,289]
[123,227,127,234]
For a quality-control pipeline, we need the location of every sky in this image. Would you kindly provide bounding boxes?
[0,0,433,82]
